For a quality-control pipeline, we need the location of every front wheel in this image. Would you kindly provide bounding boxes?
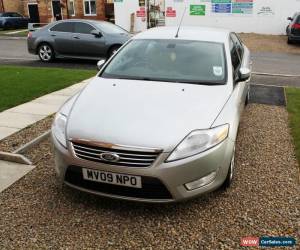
[222,146,235,189]
[245,90,250,105]
[38,43,54,62]
[107,45,121,59]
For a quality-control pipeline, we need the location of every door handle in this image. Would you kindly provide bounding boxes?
[73,36,80,39]
[51,34,56,37]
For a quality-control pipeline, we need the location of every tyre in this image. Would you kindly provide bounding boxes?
[222,146,235,189]
[38,43,54,62]
[107,45,121,59]
[245,90,250,105]
[287,37,293,44]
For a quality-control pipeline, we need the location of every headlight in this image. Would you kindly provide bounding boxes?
[52,113,67,148]
[166,124,229,162]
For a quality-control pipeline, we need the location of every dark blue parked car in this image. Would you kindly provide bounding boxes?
[0,12,29,30]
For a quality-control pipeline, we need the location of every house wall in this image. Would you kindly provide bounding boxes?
[0,0,4,12]
[114,0,147,32]
[22,0,105,24]
[164,0,300,35]
[2,0,23,14]
[22,0,68,23]
[69,0,105,20]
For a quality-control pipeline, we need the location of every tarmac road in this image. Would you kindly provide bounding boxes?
[0,38,97,70]
[1,37,300,86]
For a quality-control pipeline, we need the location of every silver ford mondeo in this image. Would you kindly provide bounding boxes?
[52,26,251,203]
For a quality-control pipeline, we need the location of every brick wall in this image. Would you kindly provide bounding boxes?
[2,0,23,14]
[69,0,106,21]
[21,0,106,24]
[0,0,4,12]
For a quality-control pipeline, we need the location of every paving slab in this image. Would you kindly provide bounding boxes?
[0,127,19,141]
[32,94,70,106]
[0,112,44,129]
[0,78,91,141]
[8,102,61,116]
[0,160,35,193]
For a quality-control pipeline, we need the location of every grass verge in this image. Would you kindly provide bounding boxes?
[0,29,28,37]
[285,88,300,165]
[0,65,95,112]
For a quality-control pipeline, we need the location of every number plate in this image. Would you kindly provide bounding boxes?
[82,168,142,188]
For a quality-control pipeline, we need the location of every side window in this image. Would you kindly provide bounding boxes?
[297,16,300,24]
[50,22,74,33]
[231,33,243,58]
[74,22,94,34]
[12,13,22,17]
[230,38,241,73]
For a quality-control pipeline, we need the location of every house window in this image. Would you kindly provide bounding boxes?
[84,0,96,16]
[69,0,75,16]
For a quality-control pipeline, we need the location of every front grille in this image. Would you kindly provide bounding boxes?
[71,141,161,167]
[65,166,173,200]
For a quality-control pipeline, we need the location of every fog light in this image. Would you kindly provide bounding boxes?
[184,171,216,191]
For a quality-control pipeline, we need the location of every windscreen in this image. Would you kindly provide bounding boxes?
[101,39,226,84]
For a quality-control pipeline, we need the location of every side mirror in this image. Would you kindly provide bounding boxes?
[91,29,102,38]
[97,59,106,71]
[239,67,251,81]
[287,17,293,21]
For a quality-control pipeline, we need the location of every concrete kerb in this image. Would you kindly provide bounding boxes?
[0,130,50,166]
[13,130,51,155]
[0,36,27,40]
[253,72,300,78]
[0,151,32,165]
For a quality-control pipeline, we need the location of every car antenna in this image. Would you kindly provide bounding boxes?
[175,5,187,38]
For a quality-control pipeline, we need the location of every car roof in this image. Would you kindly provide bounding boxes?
[133,26,231,43]
[57,19,107,25]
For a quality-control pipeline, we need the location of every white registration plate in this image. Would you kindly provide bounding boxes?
[82,168,142,189]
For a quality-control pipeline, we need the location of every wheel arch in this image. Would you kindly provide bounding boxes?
[107,44,122,57]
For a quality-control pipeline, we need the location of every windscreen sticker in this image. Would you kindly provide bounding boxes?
[213,66,223,76]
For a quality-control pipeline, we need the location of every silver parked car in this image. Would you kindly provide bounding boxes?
[51,26,251,203]
[27,19,131,62]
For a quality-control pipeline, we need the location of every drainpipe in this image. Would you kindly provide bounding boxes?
[1,0,5,12]
[65,0,70,19]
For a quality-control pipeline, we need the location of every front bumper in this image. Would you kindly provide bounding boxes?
[52,133,235,203]
[288,34,300,42]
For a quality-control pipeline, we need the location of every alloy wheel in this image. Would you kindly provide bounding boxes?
[39,45,53,62]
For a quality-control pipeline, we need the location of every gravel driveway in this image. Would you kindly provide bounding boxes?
[0,104,299,249]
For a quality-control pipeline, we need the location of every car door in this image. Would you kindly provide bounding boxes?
[16,13,29,28]
[3,13,16,28]
[230,34,246,116]
[231,33,250,103]
[49,22,75,56]
[11,13,24,28]
[72,22,106,58]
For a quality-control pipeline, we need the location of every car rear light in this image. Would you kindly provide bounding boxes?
[27,32,32,38]
[292,23,300,29]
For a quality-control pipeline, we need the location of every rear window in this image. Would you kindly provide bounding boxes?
[50,22,74,32]
[11,13,22,17]
[94,22,128,34]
